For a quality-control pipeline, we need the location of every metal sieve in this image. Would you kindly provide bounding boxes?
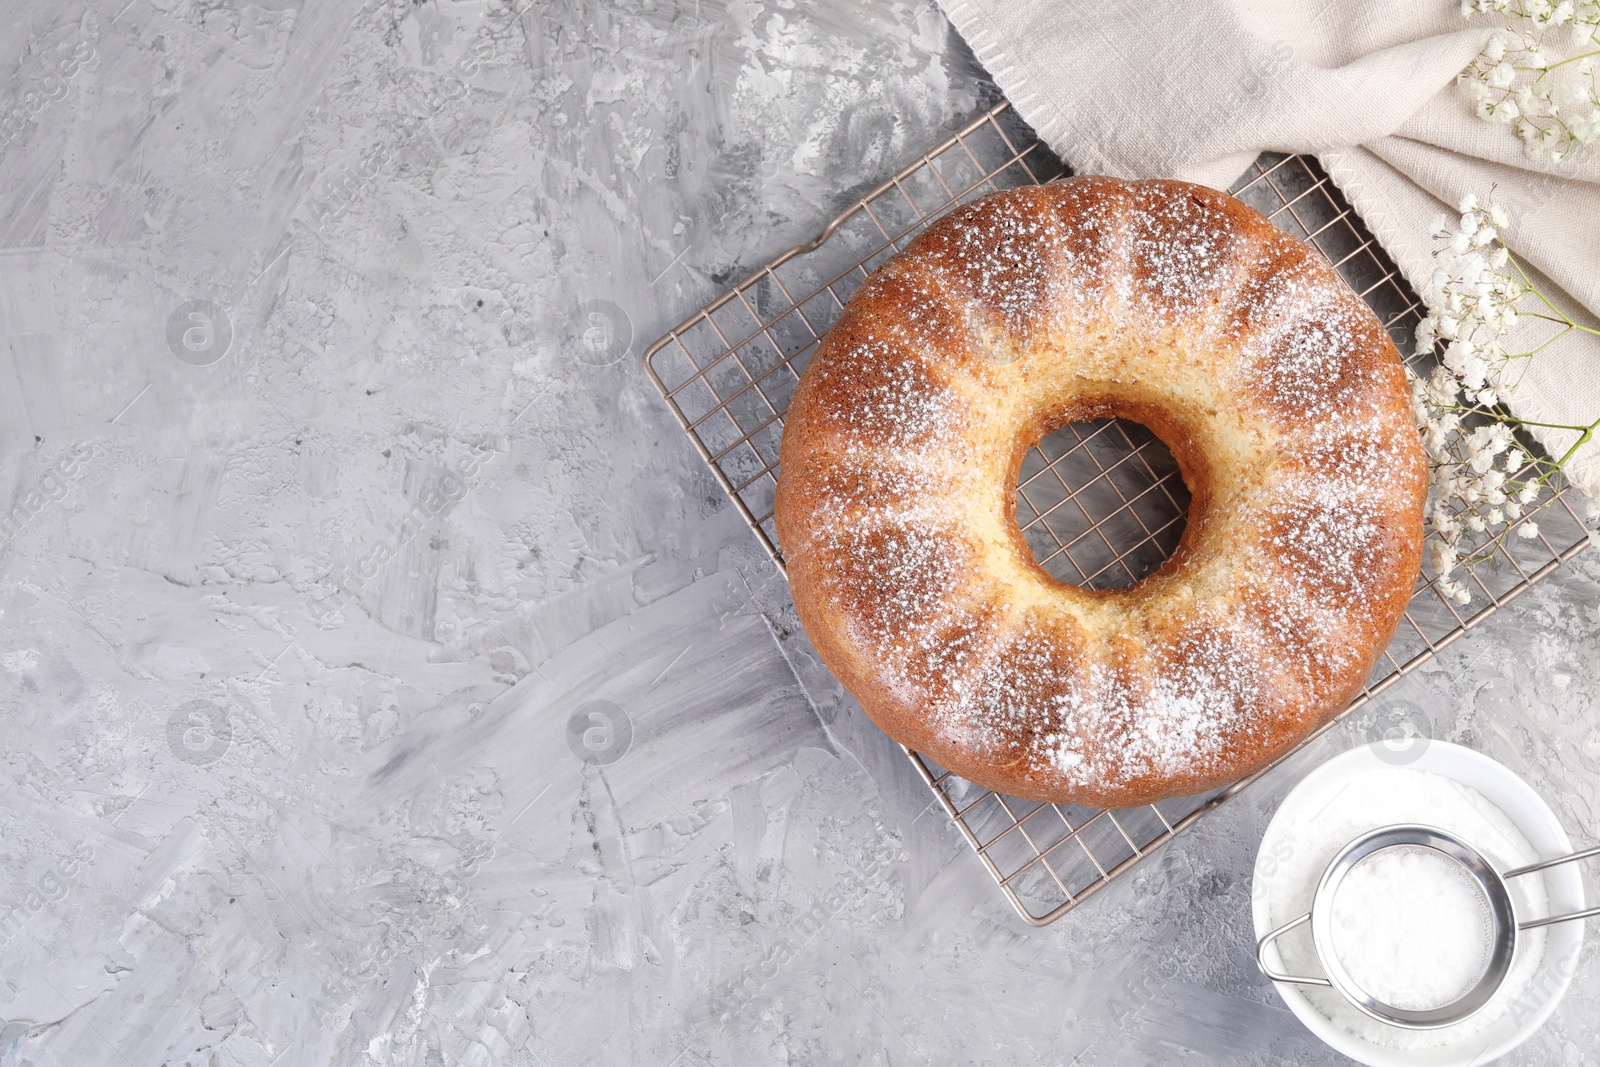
[1256,823,1599,1029]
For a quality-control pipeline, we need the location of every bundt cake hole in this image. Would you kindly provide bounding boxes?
[1014,417,1193,591]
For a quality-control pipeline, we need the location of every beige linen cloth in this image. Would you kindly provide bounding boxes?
[938,0,1600,490]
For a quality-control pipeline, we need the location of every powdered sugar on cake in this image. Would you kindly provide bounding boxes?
[1129,184,1244,322]
[775,177,1426,805]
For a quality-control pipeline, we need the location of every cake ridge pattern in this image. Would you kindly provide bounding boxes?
[775,177,1427,807]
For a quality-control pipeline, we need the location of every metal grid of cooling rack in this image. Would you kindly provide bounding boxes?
[642,101,1593,926]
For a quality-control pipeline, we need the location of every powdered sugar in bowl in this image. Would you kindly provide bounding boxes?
[1252,741,1588,1066]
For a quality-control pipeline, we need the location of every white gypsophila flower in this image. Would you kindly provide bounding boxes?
[1408,194,1600,605]
[1458,0,1600,158]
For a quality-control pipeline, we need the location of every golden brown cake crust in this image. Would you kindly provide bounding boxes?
[774,177,1427,808]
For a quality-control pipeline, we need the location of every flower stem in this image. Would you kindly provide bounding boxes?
[1554,419,1600,470]
[1462,412,1600,434]
[1542,48,1600,74]
[1505,252,1573,324]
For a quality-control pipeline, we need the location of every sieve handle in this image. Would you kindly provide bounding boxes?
[1504,842,1600,931]
[1256,913,1333,988]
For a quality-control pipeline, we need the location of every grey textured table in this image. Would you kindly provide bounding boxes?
[0,2,1594,1064]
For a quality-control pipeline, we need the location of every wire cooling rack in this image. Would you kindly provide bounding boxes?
[642,102,1594,925]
